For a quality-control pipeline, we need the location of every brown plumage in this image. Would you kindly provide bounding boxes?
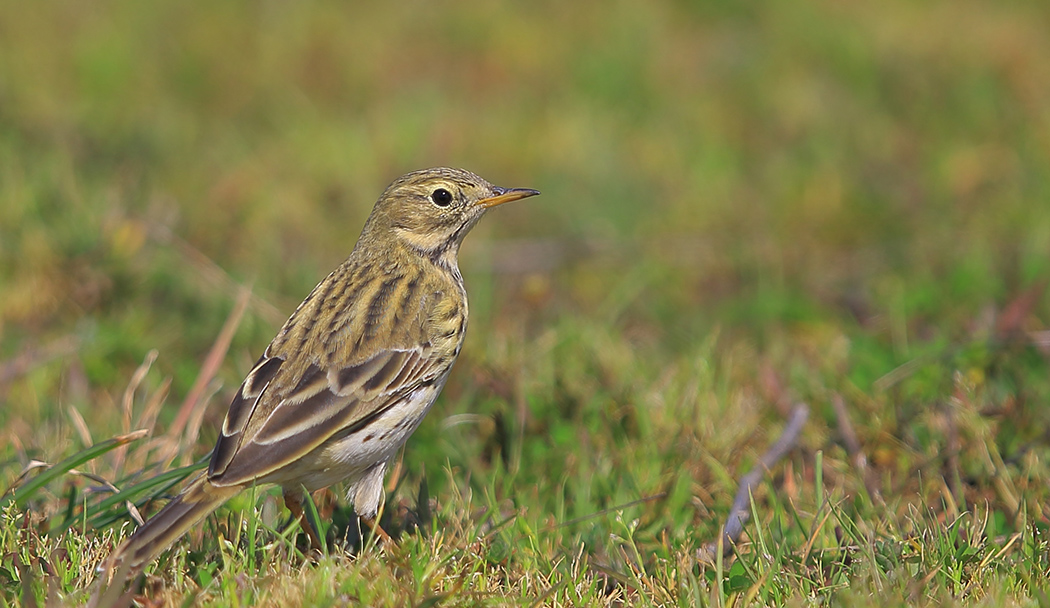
[110,167,539,571]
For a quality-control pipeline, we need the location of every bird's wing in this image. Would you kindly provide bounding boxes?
[207,345,446,486]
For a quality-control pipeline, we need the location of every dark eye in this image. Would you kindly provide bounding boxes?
[431,188,453,207]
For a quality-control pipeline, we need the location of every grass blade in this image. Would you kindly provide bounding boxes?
[56,458,207,533]
[2,430,149,509]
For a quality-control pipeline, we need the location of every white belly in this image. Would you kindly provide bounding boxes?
[290,377,448,492]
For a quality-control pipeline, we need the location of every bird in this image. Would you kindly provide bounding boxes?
[109,167,539,571]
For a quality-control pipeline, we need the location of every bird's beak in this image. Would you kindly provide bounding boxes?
[477,187,541,208]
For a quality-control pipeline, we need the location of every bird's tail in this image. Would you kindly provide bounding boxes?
[109,473,240,572]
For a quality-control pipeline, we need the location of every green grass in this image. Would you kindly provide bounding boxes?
[2,0,1050,605]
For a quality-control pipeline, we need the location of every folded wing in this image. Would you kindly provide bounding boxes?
[208,347,440,487]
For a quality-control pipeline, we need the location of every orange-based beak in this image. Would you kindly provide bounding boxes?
[477,187,541,208]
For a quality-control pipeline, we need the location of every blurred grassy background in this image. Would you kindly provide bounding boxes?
[2,0,1050,604]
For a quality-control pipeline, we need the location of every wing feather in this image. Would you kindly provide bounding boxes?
[210,354,284,477]
[208,346,445,487]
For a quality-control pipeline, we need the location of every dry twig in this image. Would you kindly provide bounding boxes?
[699,403,809,561]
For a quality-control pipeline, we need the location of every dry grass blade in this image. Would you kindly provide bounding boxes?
[134,376,171,435]
[161,286,251,466]
[1,461,50,502]
[112,351,158,477]
[831,394,881,504]
[67,405,94,449]
[67,469,120,494]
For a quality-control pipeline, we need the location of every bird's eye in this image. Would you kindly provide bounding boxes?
[431,188,453,207]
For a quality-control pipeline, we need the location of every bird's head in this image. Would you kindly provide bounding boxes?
[359,167,539,260]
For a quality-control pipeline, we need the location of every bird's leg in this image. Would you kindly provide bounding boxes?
[352,464,395,547]
[283,490,325,553]
[359,514,394,546]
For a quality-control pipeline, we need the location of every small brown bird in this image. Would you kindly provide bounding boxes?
[112,167,539,570]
